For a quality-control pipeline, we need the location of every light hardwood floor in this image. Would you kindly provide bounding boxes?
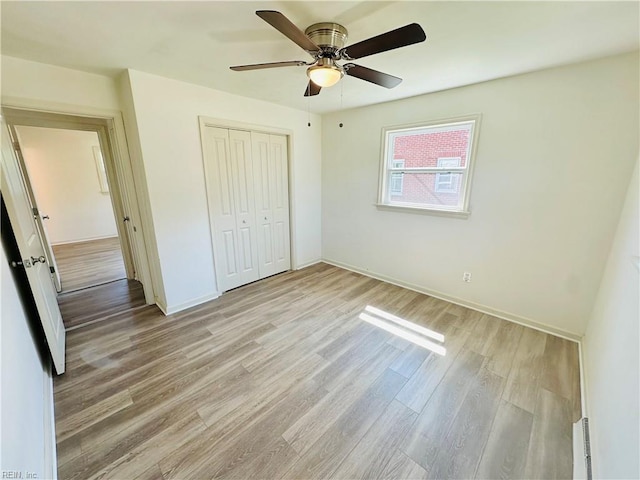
[52,237,126,292]
[54,263,581,479]
[58,279,146,330]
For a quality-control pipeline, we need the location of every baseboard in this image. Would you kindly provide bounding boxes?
[43,362,57,480]
[322,258,581,342]
[159,292,220,316]
[295,258,322,270]
[51,235,119,246]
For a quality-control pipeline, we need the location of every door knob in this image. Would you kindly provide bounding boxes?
[31,255,46,264]
[123,216,130,222]
[42,215,50,220]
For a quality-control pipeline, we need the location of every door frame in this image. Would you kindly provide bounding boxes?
[198,116,297,290]
[1,100,156,304]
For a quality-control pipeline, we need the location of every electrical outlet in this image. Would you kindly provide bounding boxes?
[463,272,472,283]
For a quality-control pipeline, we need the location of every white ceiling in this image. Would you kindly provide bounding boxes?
[2,1,638,114]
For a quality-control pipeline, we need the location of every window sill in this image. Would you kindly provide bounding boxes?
[375,203,470,219]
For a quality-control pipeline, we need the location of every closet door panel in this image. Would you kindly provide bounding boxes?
[229,130,259,284]
[222,230,238,276]
[203,127,241,291]
[269,134,291,273]
[252,132,277,277]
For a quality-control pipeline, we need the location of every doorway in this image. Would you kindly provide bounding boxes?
[3,107,152,330]
[15,125,128,292]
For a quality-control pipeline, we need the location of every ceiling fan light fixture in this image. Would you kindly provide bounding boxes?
[307,58,343,88]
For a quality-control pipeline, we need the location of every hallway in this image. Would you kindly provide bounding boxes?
[53,237,126,292]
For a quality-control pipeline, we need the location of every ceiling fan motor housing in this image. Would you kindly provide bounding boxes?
[305,22,348,55]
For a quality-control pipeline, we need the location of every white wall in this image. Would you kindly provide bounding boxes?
[322,52,639,337]
[17,126,119,244]
[0,243,55,479]
[582,158,639,479]
[1,55,121,111]
[124,69,322,312]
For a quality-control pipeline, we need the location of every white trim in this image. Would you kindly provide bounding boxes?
[375,203,470,219]
[322,258,581,342]
[161,292,220,316]
[92,145,109,193]
[199,116,293,136]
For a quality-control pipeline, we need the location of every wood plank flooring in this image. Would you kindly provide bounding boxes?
[54,263,581,479]
[53,237,126,292]
[58,279,146,330]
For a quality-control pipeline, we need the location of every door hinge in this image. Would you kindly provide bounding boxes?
[50,266,56,274]
[12,141,21,152]
[32,207,39,216]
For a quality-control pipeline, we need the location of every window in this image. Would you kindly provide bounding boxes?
[390,160,405,195]
[378,115,480,215]
[435,157,461,193]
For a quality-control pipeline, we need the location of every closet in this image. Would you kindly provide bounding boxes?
[202,126,291,292]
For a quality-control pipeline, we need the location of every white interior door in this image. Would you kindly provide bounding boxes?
[7,124,62,292]
[252,132,290,278]
[1,118,66,374]
[203,127,259,292]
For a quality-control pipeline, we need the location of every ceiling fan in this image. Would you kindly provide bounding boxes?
[230,10,426,97]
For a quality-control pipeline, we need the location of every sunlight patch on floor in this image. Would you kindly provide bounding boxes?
[359,305,446,356]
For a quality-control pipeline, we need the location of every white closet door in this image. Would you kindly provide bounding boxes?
[203,127,258,292]
[268,134,291,275]
[229,130,259,285]
[252,132,290,278]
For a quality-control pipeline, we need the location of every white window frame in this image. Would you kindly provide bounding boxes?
[377,114,481,217]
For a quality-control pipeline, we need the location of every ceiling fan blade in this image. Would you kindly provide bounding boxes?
[230,61,307,71]
[340,23,426,60]
[304,81,322,97]
[344,64,402,88]
[256,10,320,53]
